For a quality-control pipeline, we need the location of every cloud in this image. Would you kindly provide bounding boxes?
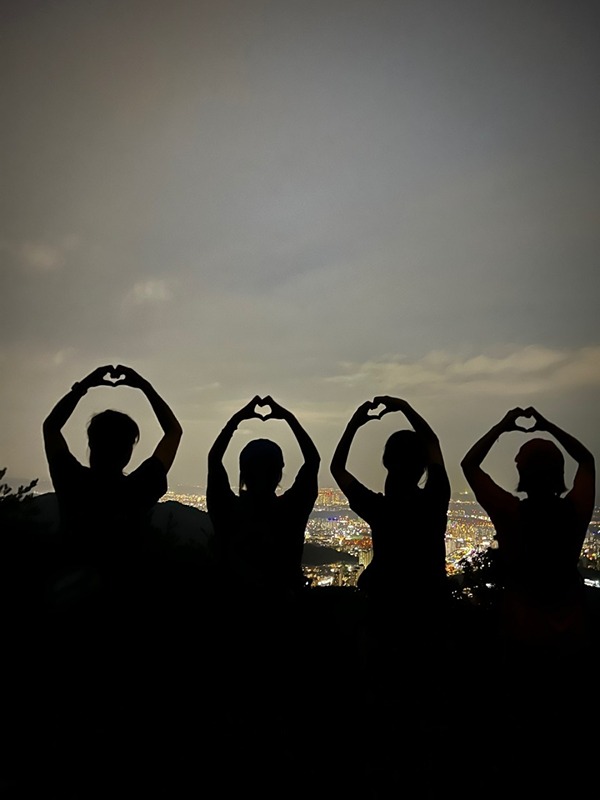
[20,243,65,271]
[326,345,600,397]
[52,348,77,367]
[124,279,173,307]
[3,235,81,272]
[191,381,222,393]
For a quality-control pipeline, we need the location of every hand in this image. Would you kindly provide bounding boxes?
[232,396,266,424]
[259,396,290,421]
[371,396,409,419]
[349,400,381,427]
[523,406,550,432]
[78,365,120,391]
[113,365,150,391]
[499,407,534,432]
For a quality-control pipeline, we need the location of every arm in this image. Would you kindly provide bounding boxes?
[43,365,114,462]
[207,396,262,492]
[460,408,526,512]
[527,407,595,519]
[115,366,183,473]
[330,401,376,493]
[373,396,445,467]
[262,396,320,474]
[208,396,263,469]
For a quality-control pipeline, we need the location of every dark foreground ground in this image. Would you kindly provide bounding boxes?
[1,581,599,799]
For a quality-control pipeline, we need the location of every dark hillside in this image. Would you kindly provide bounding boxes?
[0,490,598,797]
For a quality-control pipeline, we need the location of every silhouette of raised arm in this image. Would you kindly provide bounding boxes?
[331,396,447,493]
[43,365,182,472]
[207,396,263,491]
[373,396,446,468]
[113,365,183,472]
[43,365,116,460]
[262,395,320,477]
[208,396,320,491]
[461,408,529,511]
[524,406,595,520]
[330,401,378,493]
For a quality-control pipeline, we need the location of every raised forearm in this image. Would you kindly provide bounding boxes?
[140,381,182,438]
[208,397,262,467]
[286,414,320,467]
[461,423,504,475]
[398,401,444,465]
[540,419,594,468]
[330,422,359,478]
[463,408,528,474]
[43,384,86,435]
[208,417,239,468]
[402,405,437,442]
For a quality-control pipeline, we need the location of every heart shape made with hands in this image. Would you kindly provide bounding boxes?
[367,402,388,419]
[103,368,126,385]
[514,413,537,432]
[253,398,273,420]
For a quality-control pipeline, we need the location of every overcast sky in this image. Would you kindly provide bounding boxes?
[2,0,599,496]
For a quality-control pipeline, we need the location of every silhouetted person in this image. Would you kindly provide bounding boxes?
[331,396,450,615]
[330,397,451,791]
[331,398,448,722]
[461,407,596,791]
[43,365,182,580]
[206,395,319,780]
[42,364,182,790]
[207,395,319,600]
[461,407,595,652]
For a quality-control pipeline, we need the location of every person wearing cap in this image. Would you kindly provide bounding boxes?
[461,406,595,648]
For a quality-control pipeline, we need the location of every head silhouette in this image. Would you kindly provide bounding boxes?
[87,410,140,473]
[239,438,284,495]
[382,430,428,487]
[515,438,566,497]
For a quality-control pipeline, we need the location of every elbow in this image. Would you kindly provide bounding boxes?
[207,449,221,470]
[460,460,480,486]
[582,450,595,469]
[306,453,321,474]
[580,453,596,478]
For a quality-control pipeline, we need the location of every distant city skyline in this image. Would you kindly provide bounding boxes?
[2,1,599,494]
[19,482,600,586]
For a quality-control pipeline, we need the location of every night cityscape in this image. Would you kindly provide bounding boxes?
[161,485,600,589]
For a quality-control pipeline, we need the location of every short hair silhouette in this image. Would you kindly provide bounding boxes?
[515,438,566,496]
[87,409,140,472]
[239,438,284,493]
